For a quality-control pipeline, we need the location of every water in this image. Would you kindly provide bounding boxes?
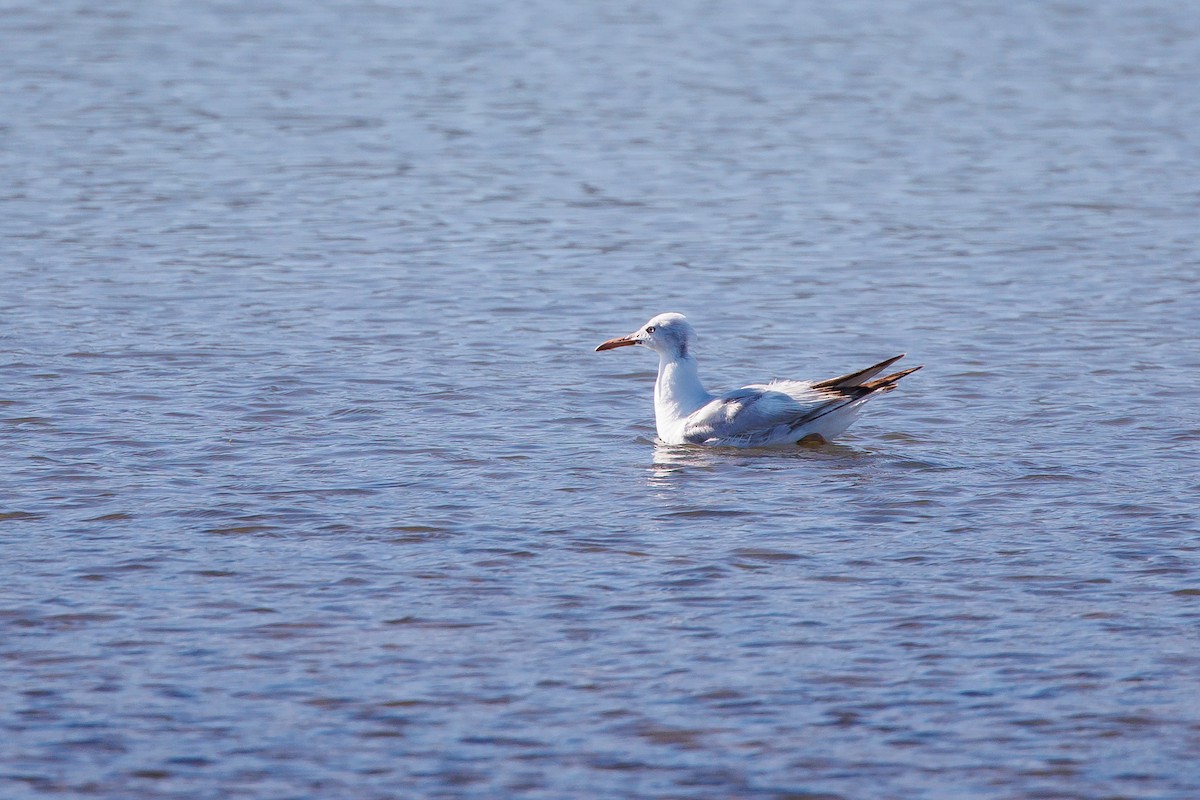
[3,0,1199,797]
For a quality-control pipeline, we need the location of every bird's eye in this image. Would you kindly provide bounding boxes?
[645,326,656,334]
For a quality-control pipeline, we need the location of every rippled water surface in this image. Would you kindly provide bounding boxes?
[3,1,1200,797]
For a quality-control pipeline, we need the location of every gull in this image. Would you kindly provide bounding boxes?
[595,312,921,447]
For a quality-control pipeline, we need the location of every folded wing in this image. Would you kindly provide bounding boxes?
[681,355,922,446]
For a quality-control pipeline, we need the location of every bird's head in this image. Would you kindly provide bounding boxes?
[595,312,696,359]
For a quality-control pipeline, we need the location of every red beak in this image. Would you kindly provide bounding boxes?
[595,334,639,352]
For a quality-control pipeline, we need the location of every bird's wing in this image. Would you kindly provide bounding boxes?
[681,383,842,446]
[679,359,922,446]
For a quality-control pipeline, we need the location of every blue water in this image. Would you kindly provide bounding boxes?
[3,1,1199,797]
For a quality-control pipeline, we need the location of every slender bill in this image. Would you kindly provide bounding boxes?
[595,334,639,351]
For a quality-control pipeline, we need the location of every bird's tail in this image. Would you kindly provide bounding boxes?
[787,362,921,435]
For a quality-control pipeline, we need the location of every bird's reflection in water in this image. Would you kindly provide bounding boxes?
[646,437,870,488]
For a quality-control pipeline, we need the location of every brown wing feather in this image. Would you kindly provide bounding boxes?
[811,354,907,389]
[859,365,923,393]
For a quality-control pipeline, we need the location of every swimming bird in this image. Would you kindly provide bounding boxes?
[595,312,921,447]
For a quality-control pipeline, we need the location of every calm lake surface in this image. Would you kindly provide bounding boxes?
[3,1,1199,797]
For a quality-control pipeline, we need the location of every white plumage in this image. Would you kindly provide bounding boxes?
[595,312,921,447]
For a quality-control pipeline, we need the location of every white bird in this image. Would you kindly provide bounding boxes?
[595,312,921,447]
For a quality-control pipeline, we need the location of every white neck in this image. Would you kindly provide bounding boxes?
[654,352,712,441]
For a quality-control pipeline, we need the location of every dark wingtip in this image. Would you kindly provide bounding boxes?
[812,354,907,390]
[862,365,923,392]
